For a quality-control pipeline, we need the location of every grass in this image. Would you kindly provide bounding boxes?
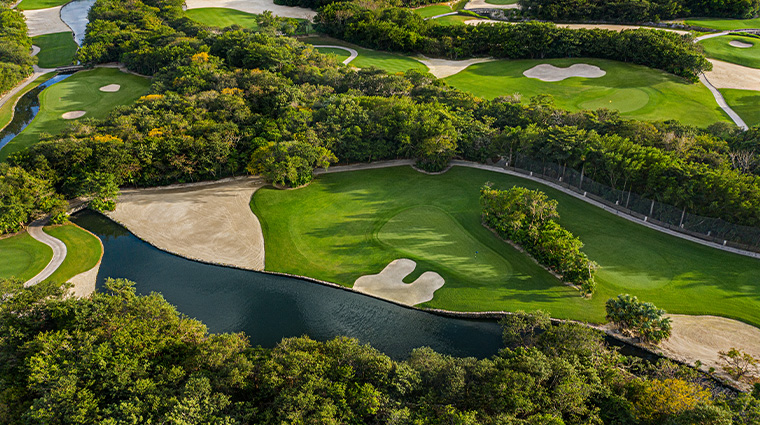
[444,58,730,127]
[185,8,260,30]
[252,166,760,327]
[685,17,760,31]
[32,32,78,69]
[413,4,453,18]
[314,47,351,62]
[43,224,102,284]
[0,72,56,132]
[0,232,53,281]
[699,34,760,68]
[16,0,70,9]
[304,37,428,74]
[485,0,519,4]
[0,67,151,161]
[721,88,760,127]
[432,14,482,25]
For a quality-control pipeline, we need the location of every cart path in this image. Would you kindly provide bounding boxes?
[24,219,67,287]
[312,45,358,65]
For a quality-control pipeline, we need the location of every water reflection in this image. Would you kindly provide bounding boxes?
[61,0,97,45]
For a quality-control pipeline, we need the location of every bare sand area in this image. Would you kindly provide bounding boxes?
[99,84,121,92]
[23,6,71,37]
[68,261,101,298]
[416,56,494,78]
[353,259,444,306]
[464,20,688,34]
[106,176,266,270]
[730,40,754,48]
[184,0,316,19]
[659,314,760,383]
[465,0,520,9]
[704,59,760,90]
[62,111,86,119]
[524,63,605,81]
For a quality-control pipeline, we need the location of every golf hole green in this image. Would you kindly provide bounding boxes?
[578,88,650,113]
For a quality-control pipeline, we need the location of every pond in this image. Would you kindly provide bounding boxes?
[61,0,97,45]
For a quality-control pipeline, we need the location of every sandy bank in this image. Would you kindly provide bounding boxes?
[416,56,494,78]
[23,6,71,37]
[704,59,760,90]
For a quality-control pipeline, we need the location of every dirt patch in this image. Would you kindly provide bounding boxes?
[415,55,493,78]
[184,0,316,19]
[523,63,606,82]
[353,259,444,305]
[659,314,760,383]
[106,177,266,270]
[704,59,760,90]
[729,40,753,48]
[22,6,71,37]
[61,111,86,119]
[99,84,121,92]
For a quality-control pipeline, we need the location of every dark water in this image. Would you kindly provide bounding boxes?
[0,74,71,152]
[61,0,97,45]
[73,211,504,359]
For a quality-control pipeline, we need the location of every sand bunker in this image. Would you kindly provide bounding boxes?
[416,56,494,78]
[184,0,316,19]
[353,259,444,306]
[729,40,754,48]
[659,315,760,383]
[704,59,760,90]
[524,64,606,82]
[99,84,121,92]
[23,6,71,37]
[106,177,266,271]
[61,111,86,119]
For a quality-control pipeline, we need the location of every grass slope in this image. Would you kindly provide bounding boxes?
[0,67,151,161]
[32,32,78,69]
[305,37,428,74]
[721,88,760,127]
[444,58,730,127]
[699,35,760,68]
[686,17,760,31]
[0,72,55,132]
[413,4,452,17]
[252,166,760,326]
[43,224,101,283]
[0,232,53,281]
[185,7,260,29]
[15,0,70,9]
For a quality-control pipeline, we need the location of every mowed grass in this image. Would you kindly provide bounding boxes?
[432,15,482,25]
[485,0,519,4]
[43,224,102,283]
[252,166,760,326]
[15,0,70,9]
[32,32,78,69]
[185,8,260,29]
[722,88,760,127]
[444,58,730,127]
[0,232,52,281]
[699,35,760,68]
[0,67,151,161]
[315,47,351,62]
[686,17,760,31]
[0,73,56,132]
[414,4,453,18]
[305,37,428,74]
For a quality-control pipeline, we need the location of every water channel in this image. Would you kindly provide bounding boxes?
[60,0,97,45]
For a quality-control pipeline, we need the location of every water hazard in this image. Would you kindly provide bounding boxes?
[61,0,97,45]
[73,211,505,359]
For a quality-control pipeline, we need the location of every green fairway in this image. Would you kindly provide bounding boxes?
[15,0,70,9]
[252,166,760,326]
[699,34,760,68]
[32,32,78,69]
[314,47,351,62]
[305,37,428,74]
[686,17,760,31]
[185,7,260,29]
[432,14,481,25]
[444,58,730,127]
[0,67,151,161]
[0,72,56,132]
[414,4,453,17]
[722,88,760,127]
[0,232,53,281]
[484,0,519,4]
[43,224,102,284]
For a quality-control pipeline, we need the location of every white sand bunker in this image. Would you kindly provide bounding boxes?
[61,111,86,119]
[416,56,494,78]
[353,259,444,306]
[99,84,121,92]
[704,59,760,90]
[729,40,754,48]
[524,64,606,82]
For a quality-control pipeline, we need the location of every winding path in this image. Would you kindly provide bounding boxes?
[312,45,358,65]
[24,219,67,287]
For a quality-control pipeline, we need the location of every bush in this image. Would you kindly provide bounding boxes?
[605,294,672,344]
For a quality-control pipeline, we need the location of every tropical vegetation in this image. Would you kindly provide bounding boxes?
[519,0,760,22]
[0,5,34,96]
[605,294,672,344]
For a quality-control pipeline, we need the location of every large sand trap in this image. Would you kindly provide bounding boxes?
[729,40,754,48]
[67,261,100,298]
[659,315,760,382]
[106,177,266,270]
[464,20,688,34]
[353,259,444,306]
[99,84,121,92]
[23,7,71,37]
[184,0,316,19]
[523,63,605,82]
[704,59,760,90]
[61,111,86,119]
[416,56,494,78]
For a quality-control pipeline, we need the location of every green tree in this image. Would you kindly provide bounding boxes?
[606,294,672,344]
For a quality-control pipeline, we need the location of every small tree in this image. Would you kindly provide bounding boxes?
[499,310,551,348]
[606,294,672,344]
[719,348,758,381]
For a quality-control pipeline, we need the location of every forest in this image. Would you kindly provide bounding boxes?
[0,5,34,96]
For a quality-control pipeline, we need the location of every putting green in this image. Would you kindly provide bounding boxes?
[699,35,760,68]
[685,17,760,31]
[32,32,78,69]
[252,166,760,326]
[185,7,260,29]
[43,224,101,284]
[721,88,760,127]
[0,67,151,161]
[0,232,53,281]
[444,58,730,127]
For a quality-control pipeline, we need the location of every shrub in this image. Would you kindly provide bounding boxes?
[605,294,672,344]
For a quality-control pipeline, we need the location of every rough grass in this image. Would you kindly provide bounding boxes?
[304,37,428,74]
[721,88,760,127]
[15,0,70,9]
[0,231,53,281]
[43,224,101,284]
[185,7,260,29]
[0,67,151,161]
[699,34,760,68]
[444,58,730,127]
[413,4,452,17]
[685,17,760,31]
[251,166,760,326]
[0,73,56,132]
[32,32,78,69]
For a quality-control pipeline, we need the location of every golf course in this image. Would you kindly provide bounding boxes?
[686,17,760,30]
[31,32,78,68]
[252,166,760,326]
[699,34,760,68]
[186,7,261,29]
[721,89,760,127]
[307,38,429,73]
